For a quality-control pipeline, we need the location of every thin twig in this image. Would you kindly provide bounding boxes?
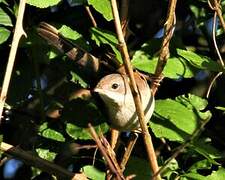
[120,0,129,36]
[85,6,97,27]
[206,1,224,98]
[120,132,138,172]
[110,0,160,179]
[151,0,177,95]
[0,0,27,122]
[88,123,124,180]
[0,142,76,178]
[208,0,225,33]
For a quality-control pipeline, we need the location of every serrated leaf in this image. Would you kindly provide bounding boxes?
[0,7,12,26]
[39,122,65,142]
[70,71,88,88]
[91,27,122,63]
[177,49,223,72]
[59,25,91,51]
[82,165,105,180]
[66,123,91,140]
[150,99,199,142]
[175,94,211,120]
[0,27,10,44]
[36,148,56,161]
[88,0,113,21]
[27,0,61,8]
[151,94,211,142]
[131,44,195,79]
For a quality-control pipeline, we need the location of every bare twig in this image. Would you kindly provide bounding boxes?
[110,0,160,179]
[206,1,225,98]
[0,142,76,179]
[120,132,138,172]
[120,0,129,36]
[85,6,97,27]
[151,0,177,95]
[88,123,125,180]
[208,0,225,33]
[0,0,27,122]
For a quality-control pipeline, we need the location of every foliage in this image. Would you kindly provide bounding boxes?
[0,0,225,179]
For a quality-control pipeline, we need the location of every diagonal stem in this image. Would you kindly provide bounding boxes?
[110,0,160,179]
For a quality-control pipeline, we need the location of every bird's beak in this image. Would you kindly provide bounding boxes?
[93,87,104,94]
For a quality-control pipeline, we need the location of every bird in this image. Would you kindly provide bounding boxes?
[94,72,154,131]
[37,22,155,131]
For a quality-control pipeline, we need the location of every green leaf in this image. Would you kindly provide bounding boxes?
[151,99,198,142]
[27,0,61,8]
[188,159,212,173]
[181,172,206,180]
[66,123,91,140]
[82,165,106,180]
[91,27,122,63]
[151,94,211,142]
[36,148,56,161]
[161,159,179,179]
[131,44,195,79]
[0,27,10,44]
[175,94,211,120]
[191,139,222,164]
[215,106,225,111]
[88,0,113,21]
[39,122,65,142]
[70,71,88,88]
[177,49,223,72]
[0,7,12,26]
[59,25,91,51]
[207,167,225,180]
[62,99,109,140]
[124,157,152,179]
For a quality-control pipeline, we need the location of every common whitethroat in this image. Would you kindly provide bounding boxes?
[94,72,154,131]
[37,22,155,131]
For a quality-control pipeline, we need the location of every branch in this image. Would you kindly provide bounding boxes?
[206,10,224,98]
[151,0,177,95]
[88,123,125,180]
[0,142,78,179]
[0,0,27,122]
[110,0,160,179]
[208,0,225,33]
[85,5,97,27]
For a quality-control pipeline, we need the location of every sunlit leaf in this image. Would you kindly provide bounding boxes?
[39,122,65,142]
[91,27,122,63]
[150,94,211,142]
[177,49,224,72]
[0,7,12,26]
[59,25,91,51]
[36,148,56,161]
[132,43,196,79]
[27,0,61,8]
[82,165,105,180]
[88,0,113,21]
[0,27,10,44]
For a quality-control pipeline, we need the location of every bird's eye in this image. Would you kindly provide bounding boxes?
[111,83,119,89]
